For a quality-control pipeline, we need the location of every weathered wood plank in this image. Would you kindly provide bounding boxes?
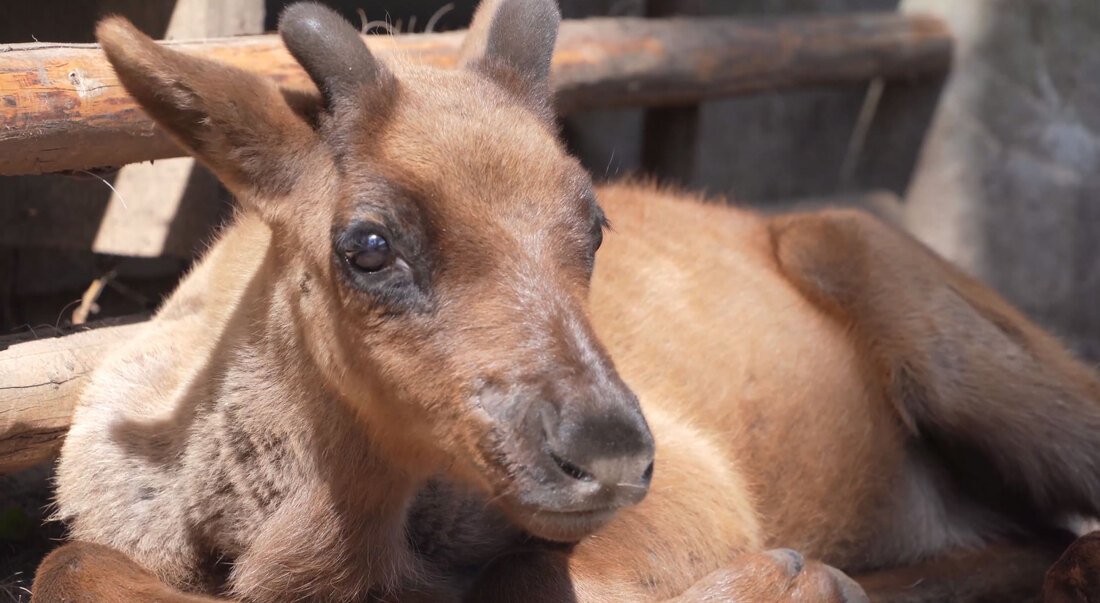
[0,13,952,176]
[0,316,148,474]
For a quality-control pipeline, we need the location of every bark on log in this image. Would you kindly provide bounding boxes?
[0,13,951,176]
[0,317,147,474]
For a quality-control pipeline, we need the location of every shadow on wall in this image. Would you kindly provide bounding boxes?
[903,0,1100,359]
[0,2,187,334]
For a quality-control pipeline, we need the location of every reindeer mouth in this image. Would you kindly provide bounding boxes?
[486,450,636,542]
[493,497,620,543]
[465,441,623,542]
[514,506,619,543]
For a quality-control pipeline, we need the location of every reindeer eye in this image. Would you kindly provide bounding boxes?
[592,221,604,252]
[343,232,393,272]
[590,206,608,254]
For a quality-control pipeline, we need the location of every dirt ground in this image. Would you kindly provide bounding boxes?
[0,464,61,603]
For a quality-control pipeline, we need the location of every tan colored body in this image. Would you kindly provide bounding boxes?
[33,2,1100,601]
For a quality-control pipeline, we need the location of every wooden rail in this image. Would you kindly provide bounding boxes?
[0,13,951,176]
[0,317,149,474]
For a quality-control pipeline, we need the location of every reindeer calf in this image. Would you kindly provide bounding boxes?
[33,1,1100,601]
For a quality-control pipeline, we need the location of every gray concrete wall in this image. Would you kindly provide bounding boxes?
[902,0,1100,357]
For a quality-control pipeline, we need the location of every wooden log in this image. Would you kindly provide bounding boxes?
[0,13,952,176]
[0,317,147,474]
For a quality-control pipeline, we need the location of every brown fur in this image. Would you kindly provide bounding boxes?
[31,1,1100,602]
[1043,531,1100,603]
[34,543,224,603]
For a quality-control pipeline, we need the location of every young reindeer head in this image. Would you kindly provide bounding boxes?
[97,0,654,542]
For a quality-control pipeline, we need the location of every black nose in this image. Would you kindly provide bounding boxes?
[542,406,655,506]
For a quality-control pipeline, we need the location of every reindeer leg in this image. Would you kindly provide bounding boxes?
[771,210,1100,522]
[1042,531,1100,603]
[467,547,865,603]
[668,550,867,603]
[855,536,1070,603]
[674,535,1076,603]
[769,209,1100,602]
[469,537,1079,603]
[33,542,230,603]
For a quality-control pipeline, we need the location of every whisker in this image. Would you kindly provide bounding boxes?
[615,482,648,490]
[78,169,128,209]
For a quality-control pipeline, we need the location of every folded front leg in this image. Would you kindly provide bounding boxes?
[670,550,866,603]
[468,547,865,603]
[34,542,231,603]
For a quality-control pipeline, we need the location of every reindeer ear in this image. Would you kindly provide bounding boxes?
[459,0,561,121]
[97,17,320,207]
[279,2,395,114]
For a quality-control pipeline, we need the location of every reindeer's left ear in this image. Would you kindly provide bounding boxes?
[96,16,322,207]
[459,0,560,121]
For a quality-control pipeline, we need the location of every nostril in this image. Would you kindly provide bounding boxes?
[549,451,594,482]
[642,460,654,483]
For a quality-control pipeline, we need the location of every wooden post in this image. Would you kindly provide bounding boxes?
[0,0,263,261]
[641,0,703,186]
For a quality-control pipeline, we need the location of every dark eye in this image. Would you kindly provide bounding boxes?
[591,221,604,253]
[343,232,393,272]
[591,207,608,254]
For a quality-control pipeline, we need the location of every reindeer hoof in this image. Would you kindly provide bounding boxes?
[676,549,868,602]
[766,548,806,576]
[755,549,868,602]
[1044,531,1100,603]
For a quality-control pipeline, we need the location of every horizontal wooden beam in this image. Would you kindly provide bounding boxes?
[0,13,951,176]
[0,316,148,474]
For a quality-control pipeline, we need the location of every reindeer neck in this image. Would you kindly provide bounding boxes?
[224,225,428,592]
